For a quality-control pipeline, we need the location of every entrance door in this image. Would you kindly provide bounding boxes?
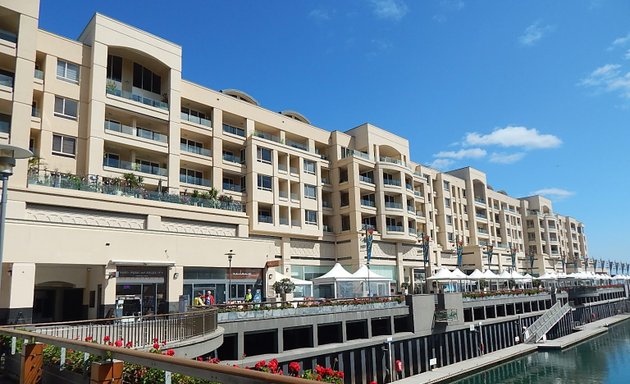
[32,289,55,323]
[62,288,84,321]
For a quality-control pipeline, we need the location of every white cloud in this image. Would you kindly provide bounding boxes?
[434,148,486,159]
[489,152,525,164]
[531,188,575,200]
[464,126,562,149]
[370,0,408,21]
[433,0,464,23]
[428,158,455,170]
[609,33,630,50]
[580,63,630,99]
[519,21,555,46]
[309,9,331,21]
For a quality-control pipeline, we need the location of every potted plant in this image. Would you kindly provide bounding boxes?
[272,278,295,302]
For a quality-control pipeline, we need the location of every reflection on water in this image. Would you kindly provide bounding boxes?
[449,320,630,384]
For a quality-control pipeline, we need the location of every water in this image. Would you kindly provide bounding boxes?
[449,320,630,384]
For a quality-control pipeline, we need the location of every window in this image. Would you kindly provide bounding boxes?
[445,198,451,208]
[181,107,210,126]
[446,215,453,225]
[305,210,317,225]
[447,232,454,241]
[181,138,203,154]
[0,113,10,134]
[339,168,348,183]
[303,160,316,174]
[257,146,272,164]
[57,59,79,83]
[52,134,76,156]
[133,63,161,94]
[180,168,203,185]
[107,55,122,82]
[104,153,119,167]
[443,180,450,190]
[304,184,317,199]
[135,159,160,175]
[258,207,272,223]
[257,174,272,191]
[340,192,349,207]
[54,96,78,119]
[341,215,350,231]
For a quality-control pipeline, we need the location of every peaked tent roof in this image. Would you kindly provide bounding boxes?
[427,267,455,281]
[468,269,484,279]
[352,265,390,280]
[451,268,469,279]
[482,269,499,279]
[312,263,354,281]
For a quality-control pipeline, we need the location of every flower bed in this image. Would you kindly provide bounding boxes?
[463,289,546,300]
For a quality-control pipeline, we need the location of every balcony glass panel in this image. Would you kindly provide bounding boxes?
[387,225,404,232]
[180,143,211,157]
[102,158,167,176]
[105,87,168,110]
[179,174,211,187]
[223,124,245,137]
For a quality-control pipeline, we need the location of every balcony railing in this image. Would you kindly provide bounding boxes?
[181,112,211,127]
[34,69,44,80]
[477,228,489,234]
[379,156,405,167]
[406,183,413,191]
[414,191,422,197]
[383,179,401,186]
[222,123,245,137]
[385,201,402,209]
[290,193,299,201]
[341,148,370,160]
[0,119,9,134]
[180,174,211,187]
[323,224,332,232]
[286,139,308,151]
[223,152,244,164]
[0,72,14,88]
[278,163,288,173]
[279,190,288,199]
[476,213,487,220]
[253,130,281,143]
[104,120,167,143]
[180,143,211,157]
[474,197,486,205]
[361,224,376,231]
[31,107,41,118]
[222,183,244,192]
[103,158,167,177]
[290,166,298,175]
[408,228,417,236]
[359,175,374,184]
[407,206,415,214]
[416,210,425,217]
[361,199,376,207]
[291,219,301,227]
[106,87,168,110]
[386,225,404,233]
[27,171,244,212]
[322,200,332,208]
[0,28,17,44]
[279,217,289,225]
[258,215,273,224]
[321,177,330,184]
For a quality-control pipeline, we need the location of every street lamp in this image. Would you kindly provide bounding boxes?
[420,232,430,293]
[485,245,494,271]
[509,244,518,273]
[0,144,32,290]
[225,249,235,302]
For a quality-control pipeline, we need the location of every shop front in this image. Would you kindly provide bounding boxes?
[115,266,168,316]
[184,267,262,304]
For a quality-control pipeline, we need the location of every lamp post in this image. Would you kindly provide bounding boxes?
[420,232,430,294]
[455,237,464,269]
[528,252,535,275]
[0,144,32,290]
[509,244,517,273]
[485,245,494,271]
[225,250,235,303]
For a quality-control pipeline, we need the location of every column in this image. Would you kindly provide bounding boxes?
[0,262,36,324]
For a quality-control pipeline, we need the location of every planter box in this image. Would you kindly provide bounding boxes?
[43,366,88,384]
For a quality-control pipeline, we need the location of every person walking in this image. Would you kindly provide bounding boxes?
[245,288,253,302]
[205,290,215,305]
[193,291,206,307]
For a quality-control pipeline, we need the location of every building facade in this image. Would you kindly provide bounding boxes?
[0,0,589,324]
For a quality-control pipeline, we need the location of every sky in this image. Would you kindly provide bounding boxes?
[39,0,630,261]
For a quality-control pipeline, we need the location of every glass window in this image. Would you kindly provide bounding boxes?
[445,198,451,207]
[443,180,450,190]
[54,96,78,119]
[56,59,80,83]
[107,55,122,82]
[257,146,272,163]
[305,210,317,224]
[257,174,272,191]
[304,184,317,199]
[133,62,161,94]
[303,160,316,174]
[52,134,76,156]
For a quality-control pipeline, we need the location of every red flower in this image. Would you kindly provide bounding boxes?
[114,340,123,347]
[166,349,175,356]
[268,358,279,373]
[254,360,266,369]
[370,382,377,384]
[197,357,203,361]
[288,361,300,375]
[103,336,110,342]
[125,341,133,348]
[153,338,159,343]
[153,342,160,350]
[84,336,93,342]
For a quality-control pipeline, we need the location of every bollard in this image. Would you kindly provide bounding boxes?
[20,342,43,384]
[90,360,123,384]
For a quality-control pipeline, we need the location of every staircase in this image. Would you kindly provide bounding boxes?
[524,302,571,343]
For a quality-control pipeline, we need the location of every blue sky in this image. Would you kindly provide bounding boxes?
[39,0,630,261]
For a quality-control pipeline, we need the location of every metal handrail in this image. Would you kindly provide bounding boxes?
[3,308,218,350]
[0,327,318,384]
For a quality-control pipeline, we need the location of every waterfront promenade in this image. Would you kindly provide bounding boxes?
[394,314,630,383]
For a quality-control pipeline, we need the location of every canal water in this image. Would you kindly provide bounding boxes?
[449,320,630,384]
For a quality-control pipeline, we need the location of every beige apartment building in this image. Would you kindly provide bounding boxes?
[0,0,589,324]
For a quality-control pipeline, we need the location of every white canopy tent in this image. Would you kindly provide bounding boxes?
[351,265,392,297]
[312,263,355,298]
[270,271,314,299]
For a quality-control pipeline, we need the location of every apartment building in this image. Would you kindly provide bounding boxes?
[0,0,588,324]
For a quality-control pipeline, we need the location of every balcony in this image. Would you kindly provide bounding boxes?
[474,197,486,205]
[103,158,167,177]
[104,120,167,144]
[379,156,405,167]
[180,174,211,187]
[383,179,401,187]
[322,200,332,208]
[223,152,244,164]
[34,69,44,80]
[416,210,425,217]
[279,190,288,199]
[361,224,376,231]
[278,163,288,173]
[321,177,330,184]
[361,199,376,207]
[279,217,289,225]
[386,225,404,233]
[359,175,374,184]
[414,190,422,197]
[408,228,417,236]
[286,139,308,152]
[181,112,211,127]
[405,183,413,191]
[180,143,211,157]
[290,166,299,175]
[407,206,415,214]
[0,71,14,88]
[253,130,281,143]
[385,201,402,209]
[223,183,244,193]
[477,228,489,234]
[290,193,299,202]
[0,28,17,44]
[223,123,245,137]
[475,213,487,220]
[341,148,370,160]
[323,224,332,232]
[106,87,168,110]
[258,215,273,224]
[291,219,301,227]
[27,171,244,212]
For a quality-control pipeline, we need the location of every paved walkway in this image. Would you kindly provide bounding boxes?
[394,314,630,383]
